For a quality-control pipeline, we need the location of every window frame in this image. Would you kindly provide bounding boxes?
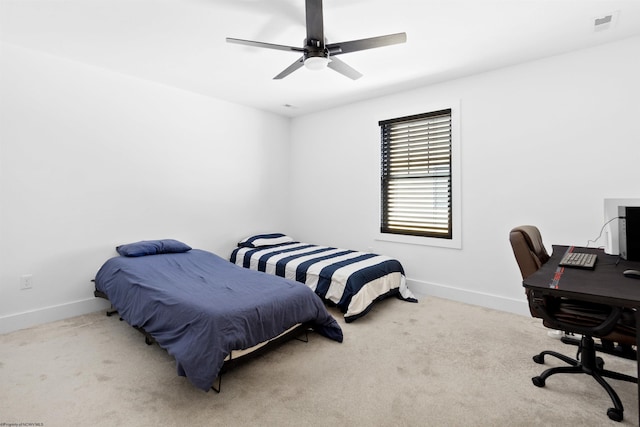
[377,101,461,249]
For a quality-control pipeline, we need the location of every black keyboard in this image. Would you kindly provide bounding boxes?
[559,252,597,269]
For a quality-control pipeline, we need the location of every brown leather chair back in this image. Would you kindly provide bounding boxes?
[509,225,550,279]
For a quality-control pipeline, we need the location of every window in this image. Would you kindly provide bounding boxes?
[380,109,453,239]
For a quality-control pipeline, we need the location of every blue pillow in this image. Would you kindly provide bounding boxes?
[238,233,294,248]
[116,239,192,257]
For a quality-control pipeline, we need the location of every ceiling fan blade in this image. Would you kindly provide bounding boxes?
[327,56,363,80]
[327,32,407,55]
[274,57,305,79]
[305,0,324,44]
[226,37,304,53]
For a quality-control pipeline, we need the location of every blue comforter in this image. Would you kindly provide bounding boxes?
[94,249,343,391]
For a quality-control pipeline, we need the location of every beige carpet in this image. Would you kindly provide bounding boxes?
[0,296,637,426]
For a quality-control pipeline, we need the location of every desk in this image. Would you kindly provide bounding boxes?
[523,245,640,424]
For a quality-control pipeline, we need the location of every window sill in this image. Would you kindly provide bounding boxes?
[376,232,461,249]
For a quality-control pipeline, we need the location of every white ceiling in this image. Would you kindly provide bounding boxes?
[2,0,640,117]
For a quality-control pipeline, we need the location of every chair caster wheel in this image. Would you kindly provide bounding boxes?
[532,376,545,387]
[607,408,623,422]
[533,354,544,364]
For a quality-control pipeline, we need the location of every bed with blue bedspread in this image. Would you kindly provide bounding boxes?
[94,239,343,392]
[230,233,418,323]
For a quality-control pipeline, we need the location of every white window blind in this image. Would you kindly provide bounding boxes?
[380,109,452,238]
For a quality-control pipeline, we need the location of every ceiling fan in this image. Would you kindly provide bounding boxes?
[226,0,407,80]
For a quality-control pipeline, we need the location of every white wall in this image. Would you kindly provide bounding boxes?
[0,43,292,333]
[288,36,640,315]
[2,36,639,334]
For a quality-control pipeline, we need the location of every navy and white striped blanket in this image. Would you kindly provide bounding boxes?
[230,241,417,322]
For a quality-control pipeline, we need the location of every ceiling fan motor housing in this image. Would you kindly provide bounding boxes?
[304,39,327,57]
[303,40,329,70]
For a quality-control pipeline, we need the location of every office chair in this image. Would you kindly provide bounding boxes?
[509,225,637,422]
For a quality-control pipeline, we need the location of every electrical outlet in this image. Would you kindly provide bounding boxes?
[20,274,33,290]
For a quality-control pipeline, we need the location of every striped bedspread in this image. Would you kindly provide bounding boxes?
[230,241,417,322]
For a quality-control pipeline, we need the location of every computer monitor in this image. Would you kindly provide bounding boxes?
[603,198,640,255]
[619,206,640,261]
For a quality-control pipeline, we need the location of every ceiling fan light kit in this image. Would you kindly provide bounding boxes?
[226,0,406,80]
[304,56,329,71]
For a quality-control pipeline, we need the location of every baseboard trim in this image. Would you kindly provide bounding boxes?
[0,298,111,335]
[1,281,529,335]
[407,278,530,317]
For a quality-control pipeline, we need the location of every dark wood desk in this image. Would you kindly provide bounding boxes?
[523,245,640,424]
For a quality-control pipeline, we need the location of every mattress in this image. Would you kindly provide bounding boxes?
[230,234,417,322]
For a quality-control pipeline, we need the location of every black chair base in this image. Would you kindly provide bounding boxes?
[560,334,638,361]
[532,336,637,422]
